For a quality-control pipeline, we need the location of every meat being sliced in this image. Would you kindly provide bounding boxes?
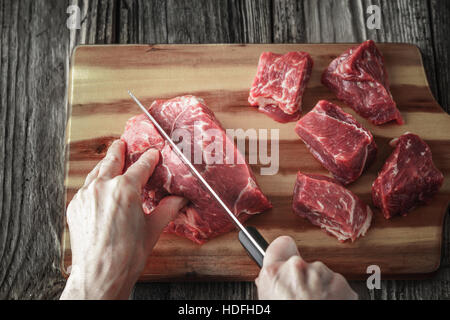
[322,40,403,125]
[295,100,377,185]
[292,172,372,242]
[248,51,313,123]
[372,133,444,219]
[121,96,272,244]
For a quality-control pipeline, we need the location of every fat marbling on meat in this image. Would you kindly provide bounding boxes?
[248,51,313,123]
[322,40,403,125]
[293,172,373,242]
[295,100,377,185]
[372,133,443,219]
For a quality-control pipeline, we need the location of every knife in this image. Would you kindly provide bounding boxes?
[128,91,269,268]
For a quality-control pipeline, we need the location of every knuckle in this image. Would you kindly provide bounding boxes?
[287,255,303,268]
[261,265,279,278]
[311,261,330,273]
[105,154,120,164]
[311,261,325,268]
[117,175,133,187]
[87,178,104,194]
[137,158,152,169]
[115,176,140,197]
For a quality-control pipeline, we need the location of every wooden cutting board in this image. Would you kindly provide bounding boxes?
[63,44,450,280]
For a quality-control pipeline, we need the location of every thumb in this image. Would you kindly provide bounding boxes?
[263,236,300,267]
[145,196,188,249]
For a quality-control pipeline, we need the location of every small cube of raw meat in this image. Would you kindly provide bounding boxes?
[295,100,377,185]
[322,40,403,125]
[121,96,272,244]
[293,172,373,242]
[372,133,444,219]
[248,51,313,123]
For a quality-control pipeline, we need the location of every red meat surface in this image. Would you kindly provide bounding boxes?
[121,96,272,244]
[292,172,373,242]
[248,51,313,123]
[322,40,403,125]
[372,133,444,219]
[295,100,377,185]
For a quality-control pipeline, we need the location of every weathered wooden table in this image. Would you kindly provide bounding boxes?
[1,0,448,300]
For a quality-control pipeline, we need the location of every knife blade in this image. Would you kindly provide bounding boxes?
[128,91,269,268]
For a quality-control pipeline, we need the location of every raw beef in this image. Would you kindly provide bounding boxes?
[322,40,403,125]
[292,172,372,242]
[121,96,272,244]
[372,133,444,219]
[248,51,313,123]
[295,100,377,185]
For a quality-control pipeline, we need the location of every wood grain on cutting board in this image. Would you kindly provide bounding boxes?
[64,44,450,280]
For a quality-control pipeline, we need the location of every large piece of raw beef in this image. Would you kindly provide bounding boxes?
[121,96,272,244]
[292,172,372,242]
[248,51,313,123]
[295,100,377,185]
[322,40,403,125]
[372,133,444,219]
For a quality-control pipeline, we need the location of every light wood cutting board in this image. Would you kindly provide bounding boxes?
[63,44,450,280]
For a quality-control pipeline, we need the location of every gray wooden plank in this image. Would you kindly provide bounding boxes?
[429,0,450,112]
[272,0,307,43]
[429,0,450,269]
[0,0,69,299]
[118,0,272,44]
[0,0,117,300]
[349,267,450,300]
[118,0,168,44]
[69,0,116,47]
[132,281,257,300]
[303,0,367,42]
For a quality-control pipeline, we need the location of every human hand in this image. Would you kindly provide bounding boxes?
[255,236,358,300]
[60,140,187,300]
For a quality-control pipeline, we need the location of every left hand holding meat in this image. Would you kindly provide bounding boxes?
[60,140,187,300]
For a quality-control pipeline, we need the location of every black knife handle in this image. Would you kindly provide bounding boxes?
[238,226,269,268]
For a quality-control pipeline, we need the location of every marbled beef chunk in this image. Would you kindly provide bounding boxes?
[121,96,272,244]
[293,172,372,242]
[372,133,444,219]
[248,51,313,123]
[322,40,403,125]
[295,100,377,185]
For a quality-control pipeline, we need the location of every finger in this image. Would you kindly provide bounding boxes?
[264,236,300,267]
[277,256,308,297]
[98,140,126,179]
[145,196,188,248]
[124,148,160,188]
[83,161,102,187]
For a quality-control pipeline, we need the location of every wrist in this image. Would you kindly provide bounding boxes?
[60,264,137,300]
